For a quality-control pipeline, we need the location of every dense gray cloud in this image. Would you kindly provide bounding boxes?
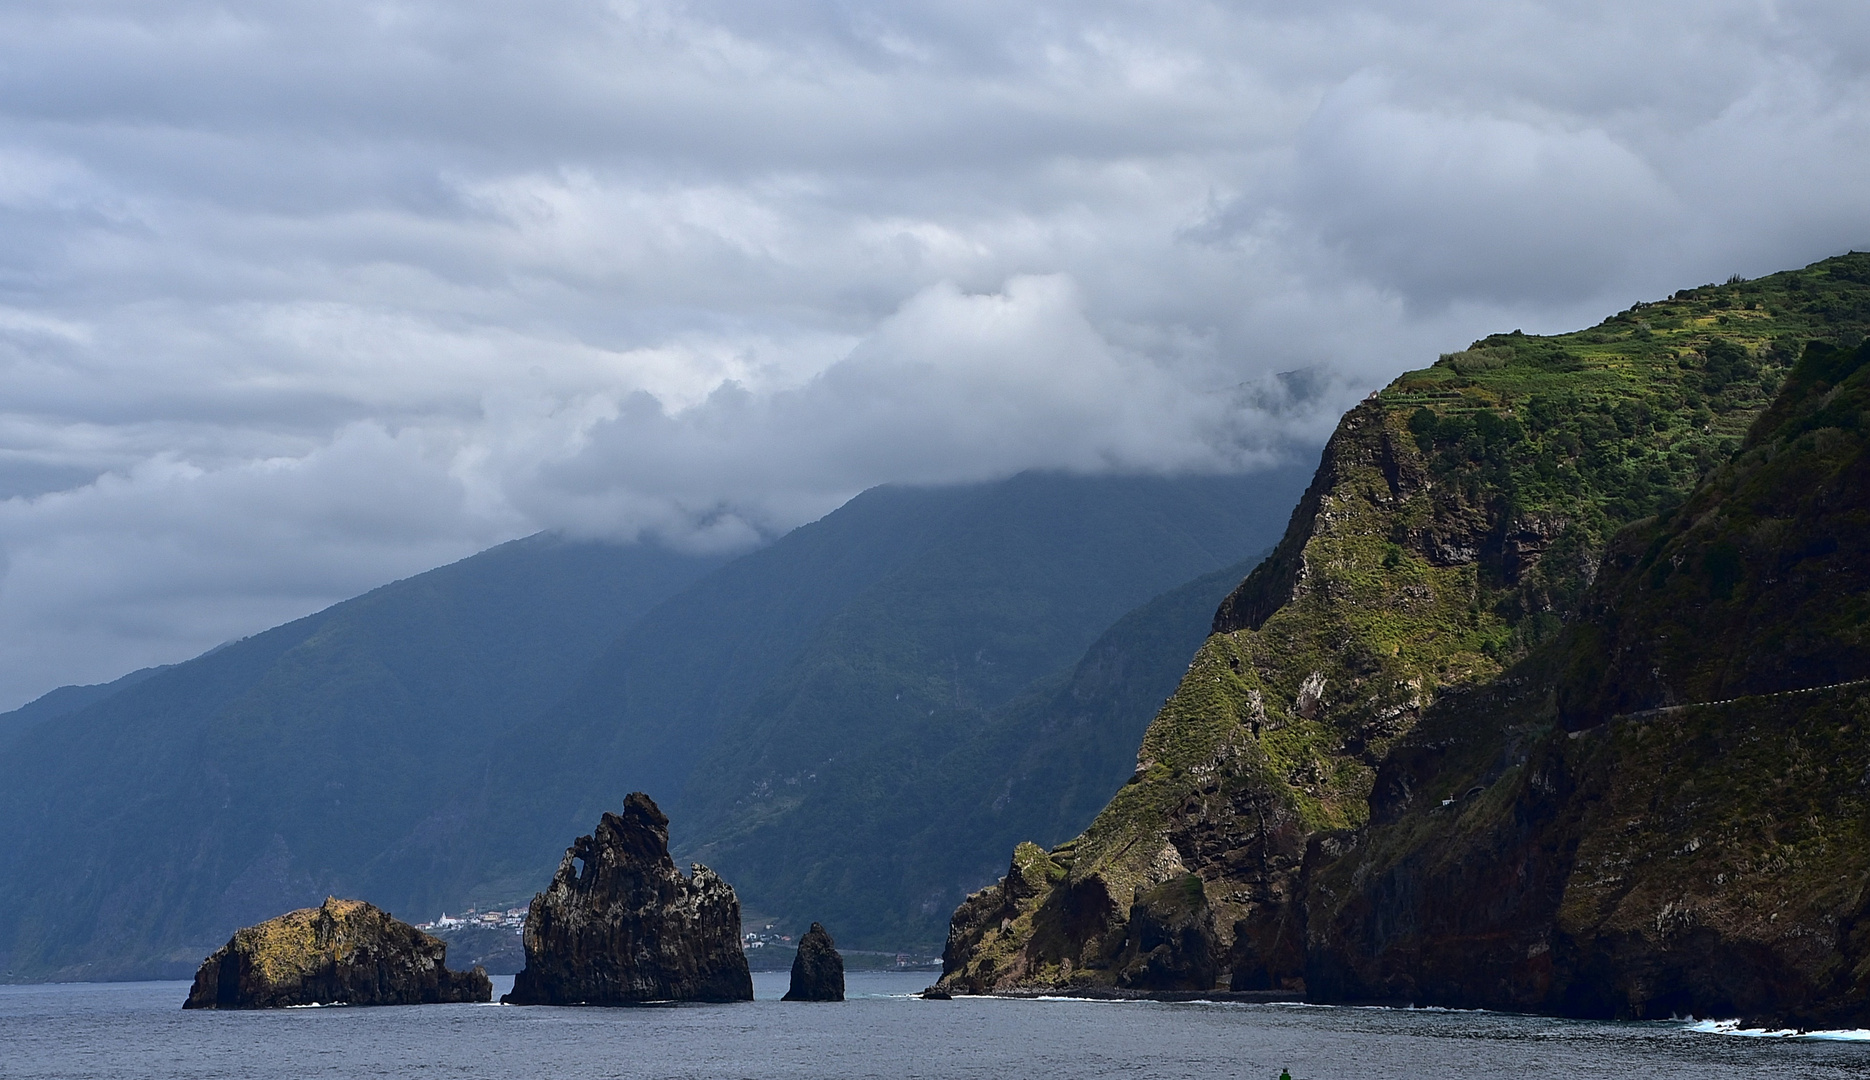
[0,0,1866,706]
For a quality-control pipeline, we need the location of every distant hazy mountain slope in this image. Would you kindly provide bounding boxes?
[360,470,1316,949]
[441,482,993,907]
[689,554,1271,948]
[0,535,725,981]
[684,475,1294,802]
[0,666,167,752]
[0,469,1313,981]
[480,470,1312,950]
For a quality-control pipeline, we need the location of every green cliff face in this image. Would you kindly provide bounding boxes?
[1555,336,1870,721]
[1302,335,1870,1025]
[938,254,1870,1023]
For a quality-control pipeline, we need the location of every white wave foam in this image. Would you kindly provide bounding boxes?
[1685,1018,1870,1041]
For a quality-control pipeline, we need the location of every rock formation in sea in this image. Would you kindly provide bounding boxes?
[783,922,845,1001]
[936,257,1870,1028]
[182,897,490,1009]
[502,792,753,1004]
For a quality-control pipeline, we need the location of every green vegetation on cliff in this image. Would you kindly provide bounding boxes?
[940,253,1870,1018]
[1303,336,1870,1023]
[1115,258,1860,886]
[183,896,489,1008]
[1557,336,1870,719]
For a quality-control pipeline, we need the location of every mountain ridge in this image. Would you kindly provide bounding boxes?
[464,470,1313,951]
[0,534,729,980]
[0,469,1310,980]
[0,665,169,751]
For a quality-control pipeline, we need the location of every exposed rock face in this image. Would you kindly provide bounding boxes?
[1115,874,1218,991]
[783,922,845,1001]
[502,793,753,1005]
[1305,682,1870,1027]
[938,260,1870,1027]
[941,392,1492,998]
[182,897,490,1009]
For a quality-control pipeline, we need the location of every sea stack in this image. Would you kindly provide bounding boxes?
[182,897,491,1009]
[782,922,845,1001]
[502,792,753,1004]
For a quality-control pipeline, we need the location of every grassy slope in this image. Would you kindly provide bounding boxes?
[1557,338,1870,718]
[1301,339,1870,1023]
[940,252,1870,993]
[1105,259,1863,885]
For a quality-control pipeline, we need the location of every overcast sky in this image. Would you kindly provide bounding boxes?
[0,0,1866,707]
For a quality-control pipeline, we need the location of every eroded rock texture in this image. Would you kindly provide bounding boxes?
[503,793,753,1005]
[783,922,845,1001]
[1115,874,1218,991]
[182,897,490,1009]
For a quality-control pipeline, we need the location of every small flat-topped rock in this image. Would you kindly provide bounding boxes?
[782,922,844,1001]
[183,897,490,1009]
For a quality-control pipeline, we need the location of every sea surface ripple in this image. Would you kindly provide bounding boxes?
[3,971,1866,1079]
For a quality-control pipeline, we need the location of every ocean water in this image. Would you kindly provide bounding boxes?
[2,971,1865,1079]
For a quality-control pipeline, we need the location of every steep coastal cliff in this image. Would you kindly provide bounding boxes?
[939,254,1870,1025]
[1305,336,1870,1024]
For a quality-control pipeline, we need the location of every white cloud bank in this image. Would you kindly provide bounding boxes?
[0,0,1867,705]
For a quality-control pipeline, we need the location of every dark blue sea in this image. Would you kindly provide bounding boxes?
[4,971,1866,1079]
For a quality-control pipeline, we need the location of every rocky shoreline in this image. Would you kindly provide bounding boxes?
[974,987,1303,1004]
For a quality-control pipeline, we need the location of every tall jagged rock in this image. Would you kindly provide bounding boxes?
[502,793,753,1005]
[783,922,845,1001]
[182,897,490,1009]
[938,255,1870,1026]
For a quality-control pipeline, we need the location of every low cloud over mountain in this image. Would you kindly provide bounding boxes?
[0,0,1866,704]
